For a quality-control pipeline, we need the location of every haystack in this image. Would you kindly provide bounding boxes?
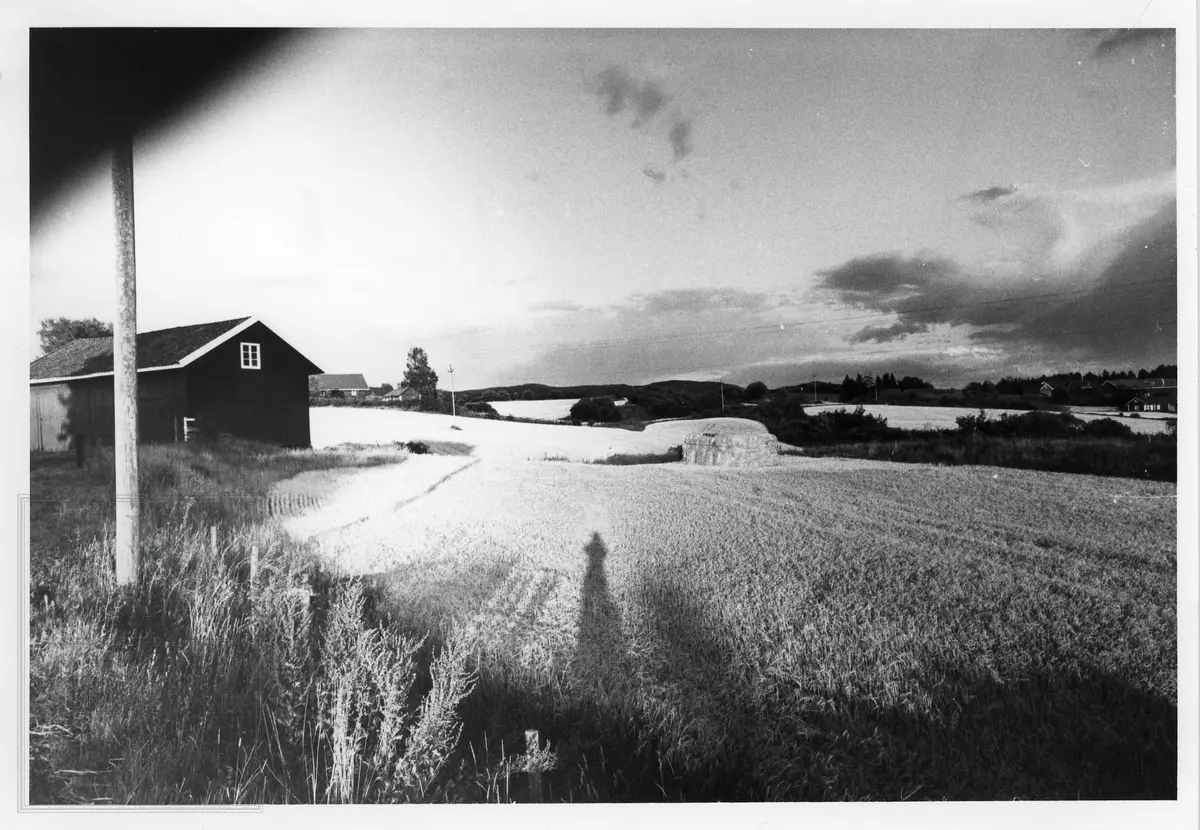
[682,421,782,467]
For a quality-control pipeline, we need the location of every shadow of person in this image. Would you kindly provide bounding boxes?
[576,532,629,695]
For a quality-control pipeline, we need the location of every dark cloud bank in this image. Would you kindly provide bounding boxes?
[813,202,1177,369]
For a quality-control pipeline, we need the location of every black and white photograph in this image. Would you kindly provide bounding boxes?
[7,0,1198,823]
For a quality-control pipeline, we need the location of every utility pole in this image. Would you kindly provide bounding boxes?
[112,134,140,586]
[448,365,456,417]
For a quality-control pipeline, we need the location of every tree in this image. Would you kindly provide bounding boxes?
[744,380,768,400]
[570,397,620,423]
[402,348,439,408]
[38,316,112,356]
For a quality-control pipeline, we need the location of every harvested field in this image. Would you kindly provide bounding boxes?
[283,453,1177,800]
[310,407,763,463]
[487,398,580,420]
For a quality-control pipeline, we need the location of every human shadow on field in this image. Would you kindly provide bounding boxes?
[576,533,628,682]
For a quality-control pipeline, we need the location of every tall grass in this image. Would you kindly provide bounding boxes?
[29,441,476,804]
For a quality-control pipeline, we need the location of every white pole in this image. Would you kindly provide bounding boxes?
[112,135,140,586]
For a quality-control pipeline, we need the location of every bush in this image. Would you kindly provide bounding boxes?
[957,409,1083,439]
[405,441,429,455]
[1079,418,1135,439]
[744,381,768,400]
[754,402,894,446]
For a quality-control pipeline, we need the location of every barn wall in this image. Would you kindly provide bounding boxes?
[29,371,186,451]
[185,322,312,447]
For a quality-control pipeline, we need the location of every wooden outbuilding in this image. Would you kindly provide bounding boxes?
[312,373,371,398]
[30,316,321,451]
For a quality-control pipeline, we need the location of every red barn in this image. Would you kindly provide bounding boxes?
[30,316,321,451]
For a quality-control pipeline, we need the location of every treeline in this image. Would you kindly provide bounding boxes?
[966,364,1177,395]
[838,373,934,400]
[751,402,1176,481]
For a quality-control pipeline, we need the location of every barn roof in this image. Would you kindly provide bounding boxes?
[30,317,319,383]
[383,386,415,397]
[313,374,370,391]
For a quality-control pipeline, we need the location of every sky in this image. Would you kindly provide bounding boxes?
[29,26,1180,390]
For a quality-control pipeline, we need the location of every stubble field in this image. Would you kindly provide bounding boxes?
[283,451,1178,800]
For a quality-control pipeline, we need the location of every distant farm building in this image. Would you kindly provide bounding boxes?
[1124,390,1178,414]
[30,316,321,451]
[383,386,421,403]
[312,373,370,398]
[1101,378,1177,407]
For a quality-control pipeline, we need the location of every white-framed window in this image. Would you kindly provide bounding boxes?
[240,342,261,369]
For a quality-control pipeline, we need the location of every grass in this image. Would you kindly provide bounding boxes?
[28,440,477,804]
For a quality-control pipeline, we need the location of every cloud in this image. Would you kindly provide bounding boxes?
[963,185,1018,204]
[812,192,1177,367]
[963,172,1175,275]
[629,287,774,316]
[1092,28,1174,58]
[594,65,670,126]
[726,352,1009,389]
[642,166,667,184]
[527,299,582,313]
[814,254,961,307]
[669,119,693,161]
[591,64,698,168]
[494,287,821,385]
[974,202,1177,363]
[847,319,931,344]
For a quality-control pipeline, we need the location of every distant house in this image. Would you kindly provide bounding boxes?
[1101,378,1177,405]
[30,316,321,451]
[1124,389,1178,414]
[383,386,421,403]
[1039,381,1056,397]
[312,373,370,398]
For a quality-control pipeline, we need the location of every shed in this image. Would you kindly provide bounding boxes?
[30,316,321,451]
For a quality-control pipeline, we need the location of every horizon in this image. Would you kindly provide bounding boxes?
[30,27,1178,391]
